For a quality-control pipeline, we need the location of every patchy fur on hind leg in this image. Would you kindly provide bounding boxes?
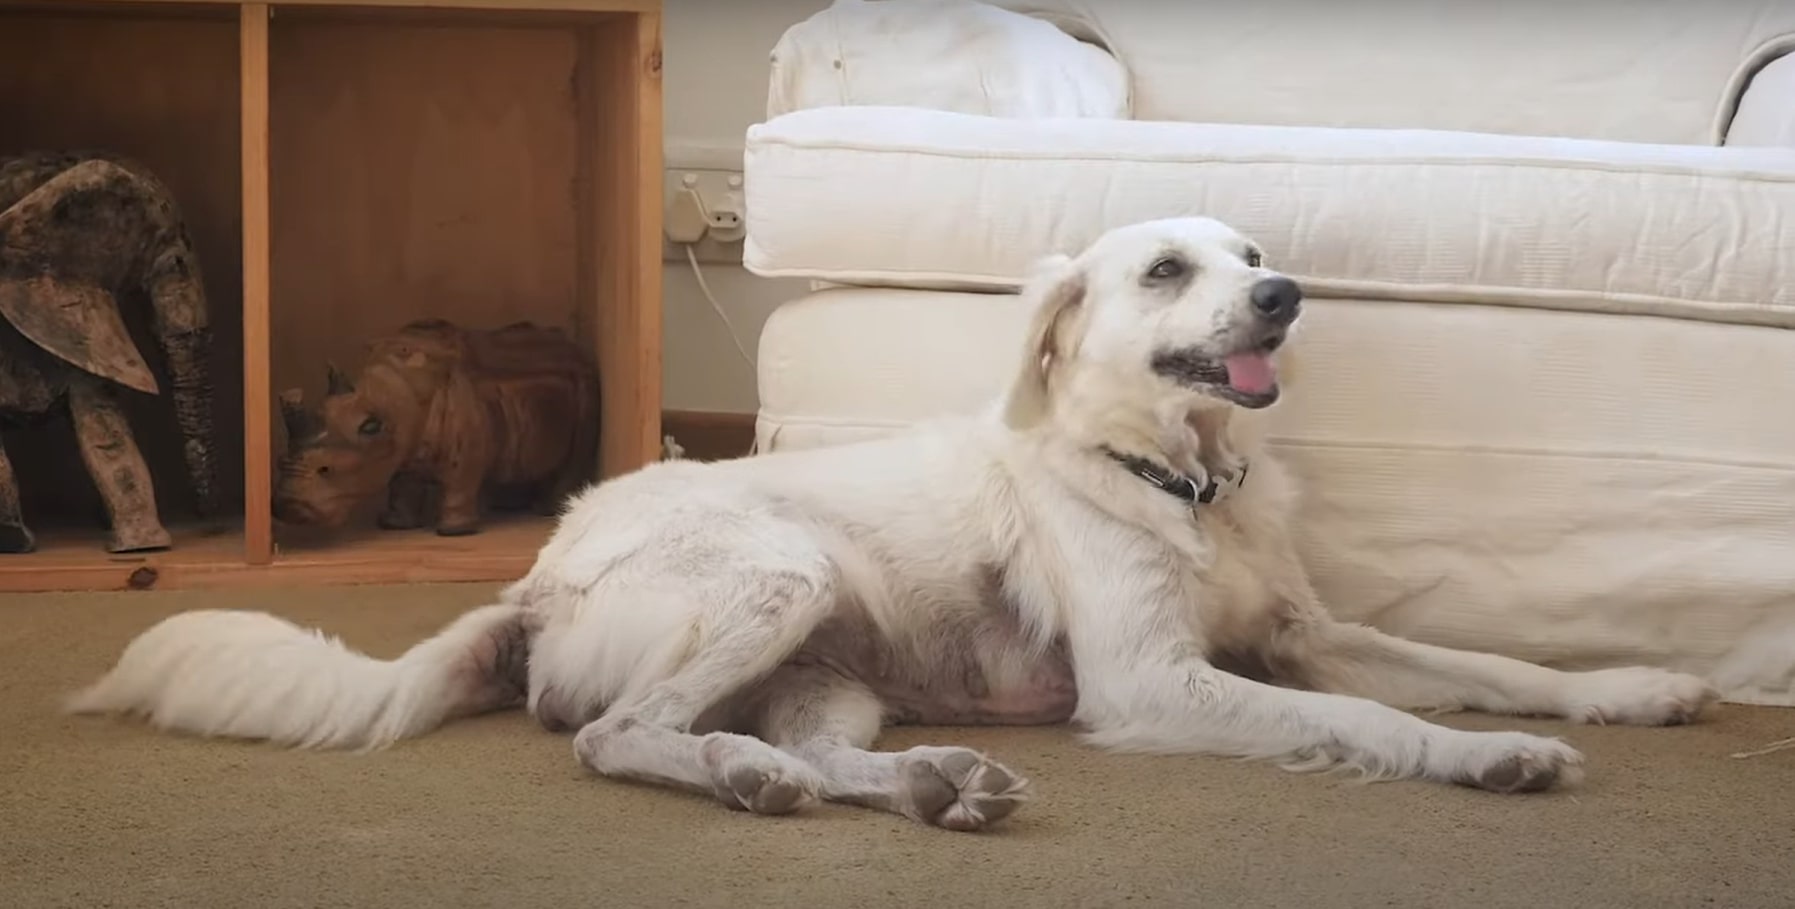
[449,607,537,717]
[533,683,599,733]
[753,664,1034,831]
[559,558,842,815]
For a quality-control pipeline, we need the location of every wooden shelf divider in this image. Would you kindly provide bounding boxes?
[240,0,273,566]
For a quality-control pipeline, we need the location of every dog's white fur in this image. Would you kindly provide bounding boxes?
[68,217,1716,831]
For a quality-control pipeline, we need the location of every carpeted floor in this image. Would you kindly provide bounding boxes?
[2,584,1791,909]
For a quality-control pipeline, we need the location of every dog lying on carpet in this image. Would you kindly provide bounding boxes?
[66,217,1716,832]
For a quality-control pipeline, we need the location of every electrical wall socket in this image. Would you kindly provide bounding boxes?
[662,167,747,265]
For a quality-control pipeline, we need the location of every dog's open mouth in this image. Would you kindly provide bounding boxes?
[1151,334,1284,409]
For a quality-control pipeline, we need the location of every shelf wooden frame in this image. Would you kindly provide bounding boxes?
[0,0,663,592]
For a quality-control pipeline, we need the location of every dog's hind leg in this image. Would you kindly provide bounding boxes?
[571,568,834,816]
[1270,617,1717,727]
[753,664,1032,832]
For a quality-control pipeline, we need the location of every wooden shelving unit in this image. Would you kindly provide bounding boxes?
[0,0,663,592]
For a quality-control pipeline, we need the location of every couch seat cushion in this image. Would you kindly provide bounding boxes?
[745,106,1795,328]
[755,286,1795,707]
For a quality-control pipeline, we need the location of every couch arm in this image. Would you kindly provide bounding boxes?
[1725,49,1795,146]
[765,0,1129,121]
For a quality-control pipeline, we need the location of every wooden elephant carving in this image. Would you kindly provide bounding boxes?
[0,151,220,554]
[273,318,600,535]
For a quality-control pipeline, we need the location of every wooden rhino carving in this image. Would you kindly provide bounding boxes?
[273,318,599,536]
[0,151,220,554]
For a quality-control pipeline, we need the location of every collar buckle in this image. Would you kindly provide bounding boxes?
[1102,447,1249,511]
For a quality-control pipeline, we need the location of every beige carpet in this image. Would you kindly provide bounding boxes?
[3,584,1792,909]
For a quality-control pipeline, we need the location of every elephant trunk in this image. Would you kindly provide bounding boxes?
[146,235,220,519]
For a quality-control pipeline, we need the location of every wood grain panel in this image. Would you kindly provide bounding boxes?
[586,10,663,479]
[662,410,753,462]
[124,0,659,12]
[0,514,553,592]
[266,16,585,477]
[241,2,272,563]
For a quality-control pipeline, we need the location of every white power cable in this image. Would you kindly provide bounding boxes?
[684,243,757,372]
[677,243,764,458]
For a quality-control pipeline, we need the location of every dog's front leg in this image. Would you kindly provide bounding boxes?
[1268,613,1717,726]
[1066,612,1584,793]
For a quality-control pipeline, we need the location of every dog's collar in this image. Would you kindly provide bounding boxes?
[1102,447,1248,507]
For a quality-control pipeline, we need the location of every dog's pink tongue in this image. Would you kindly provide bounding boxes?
[1224,352,1276,394]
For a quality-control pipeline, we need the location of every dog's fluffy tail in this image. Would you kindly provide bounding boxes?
[64,604,531,751]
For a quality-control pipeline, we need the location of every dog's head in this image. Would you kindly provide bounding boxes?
[1003,216,1302,429]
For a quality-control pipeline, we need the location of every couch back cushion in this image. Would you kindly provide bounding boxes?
[996,0,1795,145]
[768,0,1131,120]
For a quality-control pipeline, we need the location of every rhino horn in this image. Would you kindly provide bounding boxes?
[326,362,355,396]
[278,388,316,451]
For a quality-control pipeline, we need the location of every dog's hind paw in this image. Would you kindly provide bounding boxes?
[701,734,823,816]
[898,747,1032,832]
[1561,667,1718,727]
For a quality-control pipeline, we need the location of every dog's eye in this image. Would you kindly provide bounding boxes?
[1244,249,1263,268]
[1146,257,1185,280]
[358,416,383,436]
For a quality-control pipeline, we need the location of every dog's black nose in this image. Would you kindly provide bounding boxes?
[1250,276,1303,324]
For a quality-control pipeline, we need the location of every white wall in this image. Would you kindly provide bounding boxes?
[661,0,832,414]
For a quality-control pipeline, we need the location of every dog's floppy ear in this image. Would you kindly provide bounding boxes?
[1002,254,1086,430]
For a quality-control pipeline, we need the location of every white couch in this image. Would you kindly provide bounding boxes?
[739,0,1795,706]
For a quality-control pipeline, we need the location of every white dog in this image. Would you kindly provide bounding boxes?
[68,217,1716,832]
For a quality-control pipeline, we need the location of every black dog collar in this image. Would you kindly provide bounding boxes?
[1102,447,1247,507]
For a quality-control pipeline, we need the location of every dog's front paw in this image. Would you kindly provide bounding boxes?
[1450,732,1585,794]
[1562,667,1717,726]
